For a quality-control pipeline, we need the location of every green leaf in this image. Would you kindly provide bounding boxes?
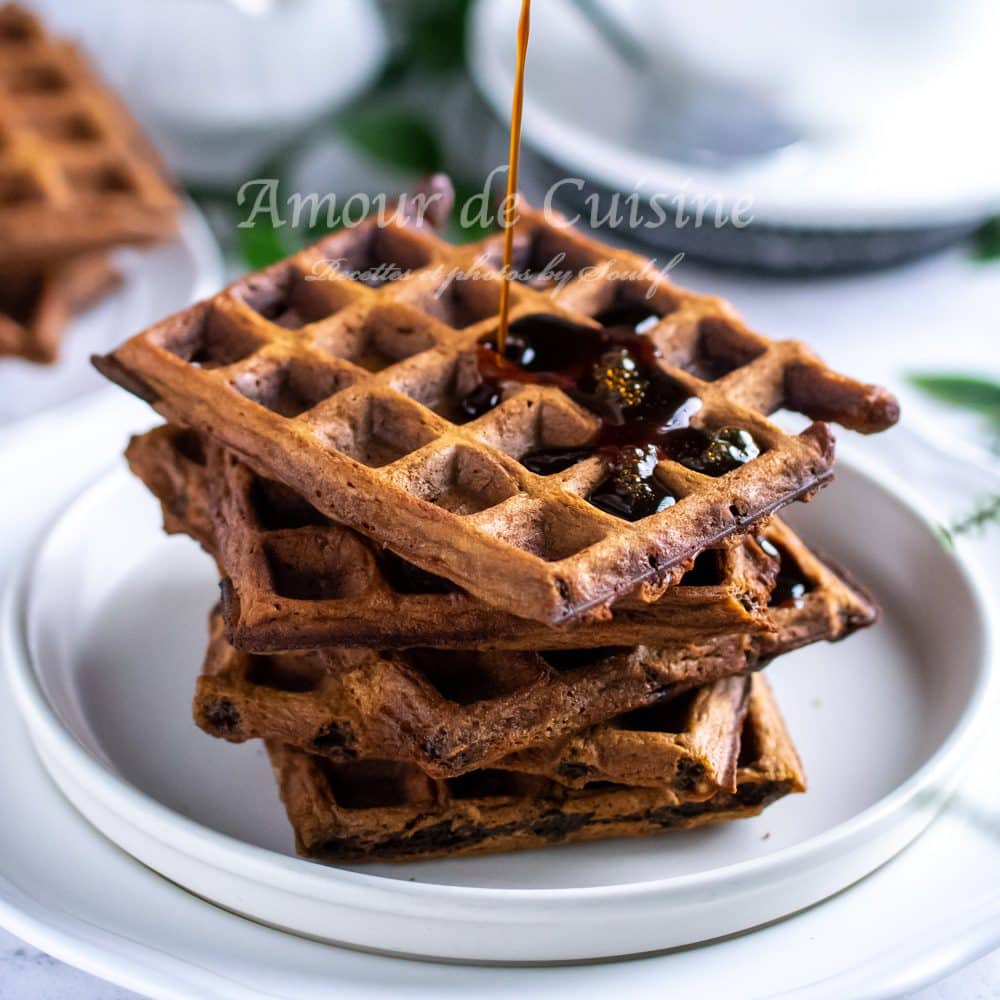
[400,0,472,75]
[338,108,443,174]
[304,216,345,243]
[448,178,501,243]
[236,221,293,270]
[906,373,1000,419]
[972,217,1000,261]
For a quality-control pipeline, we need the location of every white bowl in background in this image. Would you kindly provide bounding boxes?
[470,0,1000,230]
[602,0,990,137]
[27,0,388,184]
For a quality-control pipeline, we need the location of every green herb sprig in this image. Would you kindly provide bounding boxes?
[940,493,1000,547]
[907,373,1000,455]
[973,217,1000,261]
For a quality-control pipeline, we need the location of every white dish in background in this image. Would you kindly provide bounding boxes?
[2,456,992,963]
[30,0,388,184]
[468,0,1000,229]
[0,202,222,427]
[610,0,988,139]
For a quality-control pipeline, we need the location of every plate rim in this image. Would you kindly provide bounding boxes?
[1,689,998,999]
[466,0,1000,229]
[3,452,996,913]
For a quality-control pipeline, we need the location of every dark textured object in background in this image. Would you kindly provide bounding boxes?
[527,152,980,277]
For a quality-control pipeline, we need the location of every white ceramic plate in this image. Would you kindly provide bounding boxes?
[0,202,222,427]
[0,410,997,998]
[468,0,1000,229]
[2,456,993,963]
[3,640,1000,1000]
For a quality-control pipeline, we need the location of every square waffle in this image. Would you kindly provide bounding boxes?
[0,250,118,362]
[0,4,178,269]
[95,197,897,625]
[195,609,761,778]
[268,675,805,862]
[195,523,874,779]
[126,424,779,650]
[127,424,875,653]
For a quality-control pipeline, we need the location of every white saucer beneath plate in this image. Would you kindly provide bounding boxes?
[0,406,997,995]
[2,454,993,963]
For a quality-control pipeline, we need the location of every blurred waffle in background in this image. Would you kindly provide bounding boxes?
[0,3,178,363]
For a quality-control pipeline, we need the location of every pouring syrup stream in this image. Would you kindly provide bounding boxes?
[497,0,532,355]
[475,2,760,522]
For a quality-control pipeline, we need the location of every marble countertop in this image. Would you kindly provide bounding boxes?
[1,926,997,998]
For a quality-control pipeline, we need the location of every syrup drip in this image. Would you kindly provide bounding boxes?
[757,536,813,608]
[497,0,532,354]
[484,0,759,520]
[461,311,762,521]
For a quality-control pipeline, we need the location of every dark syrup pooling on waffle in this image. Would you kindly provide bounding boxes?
[461,308,760,520]
[757,536,813,608]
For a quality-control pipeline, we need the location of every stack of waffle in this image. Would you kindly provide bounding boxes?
[0,4,178,363]
[96,190,898,863]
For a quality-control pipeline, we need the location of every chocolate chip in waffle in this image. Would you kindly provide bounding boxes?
[126,424,779,650]
[0,250,118,362]
[95,192,897,625]
[194,538,872,779]
[0,4,178,269]
[267,675,805,863]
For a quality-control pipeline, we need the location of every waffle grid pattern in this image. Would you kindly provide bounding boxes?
[126,425,778,650]
[97,207,897,624]
[194,512,874,779]
[0,249,117,361]
[127,424,876,655]
[195,610,759,778]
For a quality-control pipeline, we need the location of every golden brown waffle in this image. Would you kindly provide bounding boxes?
[126,425,217,551]
[94,198,898,626]
[0,251,118,362]
[747,521,878,658]
[194,535,873,778]
[195,609,763,779]
[269,675,805,862]
[502,675,751,792]
[0,4,178,268]
[126,425,779,650]
[127,424,875,653]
